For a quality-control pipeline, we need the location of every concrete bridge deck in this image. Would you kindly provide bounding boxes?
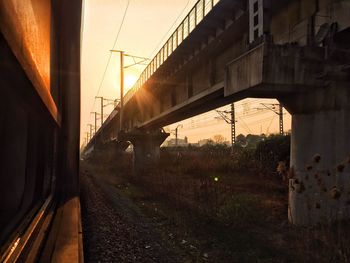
[86,0,350,226]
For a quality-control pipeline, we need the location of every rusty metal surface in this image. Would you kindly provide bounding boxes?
[0,0,82,260]
[0,0,58,123]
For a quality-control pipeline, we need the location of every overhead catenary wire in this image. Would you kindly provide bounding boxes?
[175,111,276,132]
[164,99,286,143]
[88,0,130,128]
[266,115,276,134]
[170,114,278,140]
[166,113,283,142]
[166,100,275,132]
[148,0,191,58]
[167,99,266,127]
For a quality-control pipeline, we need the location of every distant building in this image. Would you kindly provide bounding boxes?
[198,138,230,146]
[165,137,189,147]
[198,139,213,146]
[223,141,231,146]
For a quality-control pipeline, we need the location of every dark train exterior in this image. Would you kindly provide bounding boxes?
[0,1,83,261]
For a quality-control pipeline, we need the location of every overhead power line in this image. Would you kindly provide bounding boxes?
[215,103,236,149]
[255,103,284,135]
[148,0,191,58]
[88,0,130,123]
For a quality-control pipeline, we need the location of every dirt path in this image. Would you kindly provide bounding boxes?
[80,168,179,263]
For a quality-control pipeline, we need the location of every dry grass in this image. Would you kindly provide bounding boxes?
[83,147,350,263]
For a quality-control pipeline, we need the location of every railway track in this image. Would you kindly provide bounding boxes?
[80,168,178,263]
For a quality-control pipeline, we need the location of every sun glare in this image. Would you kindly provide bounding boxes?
[125,74,138,90]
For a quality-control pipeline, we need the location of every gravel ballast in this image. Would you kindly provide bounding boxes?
[80,170,178,263]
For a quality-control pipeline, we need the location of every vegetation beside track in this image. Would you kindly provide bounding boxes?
[83,134,350,262]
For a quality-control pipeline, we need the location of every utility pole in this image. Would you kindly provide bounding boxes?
[95,97,120,129]
[216,102,236,151]
[109,50,125,132]
[230,103,236,146]
[172,124,183,147]
[279,104,284,135]
[110,50,150,132]
[175,127,179,146]
[91,112,98,135]
[96,96,104,127]
[120,51,125,131]
[88,124,94,140]
[257,103,284,135]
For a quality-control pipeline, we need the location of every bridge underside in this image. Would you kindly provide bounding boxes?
[86,0,350,226]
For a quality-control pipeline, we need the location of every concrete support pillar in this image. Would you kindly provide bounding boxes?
[282,82,350,225]
[89,139,129,161]
[119,129,169,174]
[108,140,130,159]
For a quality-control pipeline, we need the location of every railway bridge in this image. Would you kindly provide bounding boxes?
[86,0,350,226]
[1,0,350,262]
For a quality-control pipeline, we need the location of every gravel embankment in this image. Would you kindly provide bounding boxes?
[80,170,178,263]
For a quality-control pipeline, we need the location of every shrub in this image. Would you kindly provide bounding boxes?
[255,134,290,173]
[218,193,264,227]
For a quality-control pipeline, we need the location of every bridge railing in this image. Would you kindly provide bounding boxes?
[123,0,221,104]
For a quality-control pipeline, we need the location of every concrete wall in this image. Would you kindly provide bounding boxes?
[174,77,187,105]
[270,0,350,45]
[215,39,246,83]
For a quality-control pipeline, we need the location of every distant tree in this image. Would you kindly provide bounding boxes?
[236,134,247,147]
[246,134,263,149]
[212,134,226,144]
[206,139,214,145]
[255,134,291,172]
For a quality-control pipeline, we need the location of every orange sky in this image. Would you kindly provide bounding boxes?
[81,0,291,145]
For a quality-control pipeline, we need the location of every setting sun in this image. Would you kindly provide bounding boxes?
[124,74,138,90]
[4,0,350,262]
